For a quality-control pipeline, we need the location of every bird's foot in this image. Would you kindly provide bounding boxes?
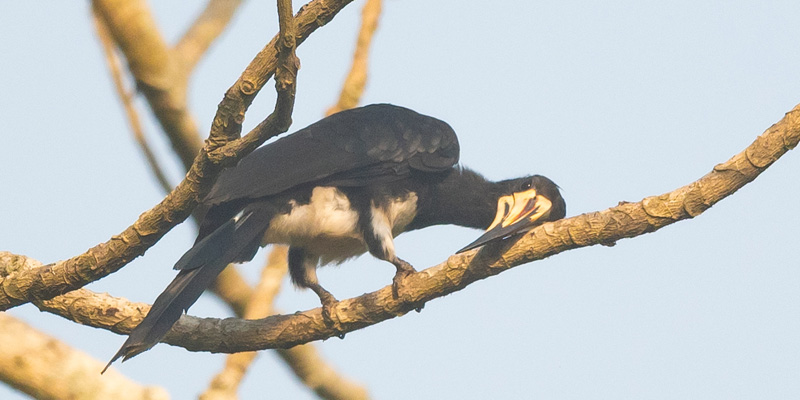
[391,258,416,303]
[318,292,342,331]
[391,270,427,314]
[391,270,411,299]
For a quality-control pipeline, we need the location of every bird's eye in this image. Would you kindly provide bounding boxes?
[521,181,532,190]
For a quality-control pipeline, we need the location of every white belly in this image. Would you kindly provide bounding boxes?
[261,186,417,265]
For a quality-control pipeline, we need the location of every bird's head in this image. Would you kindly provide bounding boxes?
[457,175,565,253]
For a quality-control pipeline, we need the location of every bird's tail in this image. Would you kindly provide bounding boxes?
[103,205,273,373]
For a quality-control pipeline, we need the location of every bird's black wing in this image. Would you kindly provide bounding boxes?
[203,104,460,207]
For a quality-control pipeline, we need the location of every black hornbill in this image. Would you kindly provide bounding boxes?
[104,104,565,371]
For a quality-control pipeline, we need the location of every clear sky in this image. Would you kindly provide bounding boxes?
[2,1,799,399]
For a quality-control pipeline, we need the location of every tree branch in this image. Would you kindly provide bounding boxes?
[206,0,355,150]
[93,0,202,169]
[0,313,168,400]
[203,247,370,400]
[3,247,366,399]
[275,345,371,400]
[326,0,381,116]
[175,0,244,75]
[200,247,286,400]
[8,102,798,354]
[93,10,174,194]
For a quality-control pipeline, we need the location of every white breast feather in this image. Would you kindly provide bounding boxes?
[262,187,418,265]
[263,187,359,245]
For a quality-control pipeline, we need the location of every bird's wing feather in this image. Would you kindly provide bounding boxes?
[103,204,275,371]
[203,104,459,206]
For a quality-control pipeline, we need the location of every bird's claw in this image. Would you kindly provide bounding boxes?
[319,294,342,330]
[321,303,335,324]
[321,303,346,337]
[391,269,414,303]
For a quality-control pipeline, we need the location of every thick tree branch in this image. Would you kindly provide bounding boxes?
[8,103,798,354]
[0,313,168,400]
[2,248,366,399]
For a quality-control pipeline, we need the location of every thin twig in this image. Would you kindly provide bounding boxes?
[175,0,244,75]
[327,0,382,116]
[92,10,173,194]
[206,0,355,150]
[93,0,202,169]
[92,0,356,171]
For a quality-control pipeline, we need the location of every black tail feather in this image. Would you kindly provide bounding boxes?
[103,205,274,373]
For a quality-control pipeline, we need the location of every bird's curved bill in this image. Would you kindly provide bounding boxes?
[456,189,552,253]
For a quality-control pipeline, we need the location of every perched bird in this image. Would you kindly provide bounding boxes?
[104,104,565,371]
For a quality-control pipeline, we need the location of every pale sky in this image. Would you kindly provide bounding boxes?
[2,1,799,399]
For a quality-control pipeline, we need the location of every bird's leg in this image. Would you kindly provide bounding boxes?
[360,205,420,308]
[288,247,341,327]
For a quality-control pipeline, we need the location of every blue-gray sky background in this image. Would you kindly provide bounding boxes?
[2,1,799,399]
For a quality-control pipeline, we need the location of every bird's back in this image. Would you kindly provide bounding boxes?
[203,104,460,207]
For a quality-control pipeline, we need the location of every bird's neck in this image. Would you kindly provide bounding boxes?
[409,167,503,231]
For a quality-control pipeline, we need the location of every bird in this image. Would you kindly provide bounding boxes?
[103,104,565,372]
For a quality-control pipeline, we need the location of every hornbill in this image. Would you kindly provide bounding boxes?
[104,104,565,371]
